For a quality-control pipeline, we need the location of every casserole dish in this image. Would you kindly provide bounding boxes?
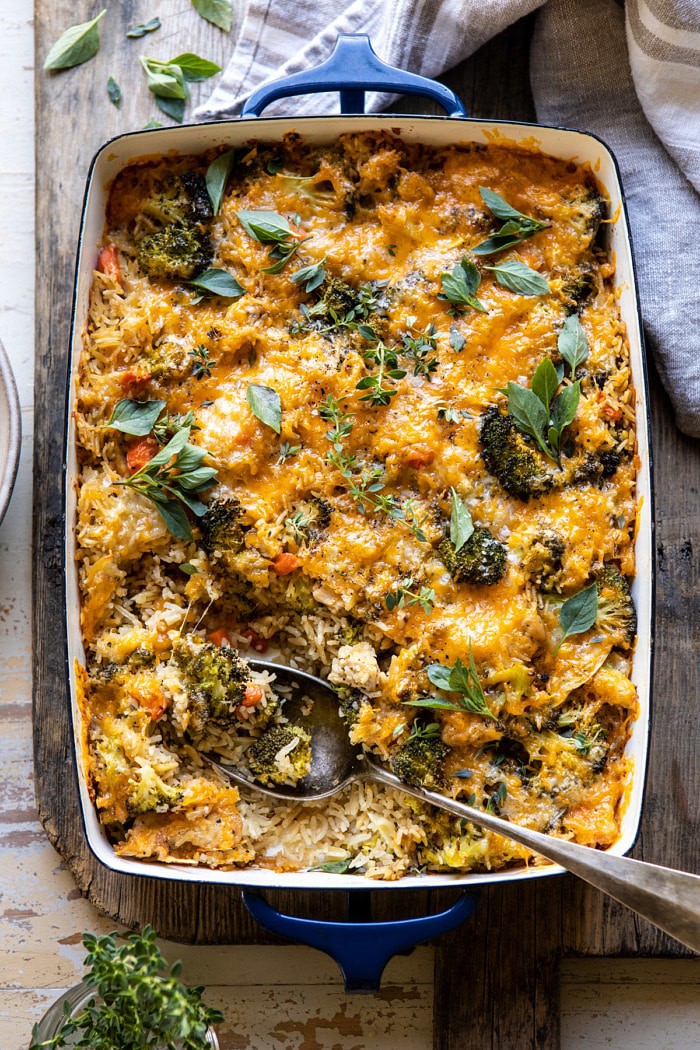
[64,36,653,984]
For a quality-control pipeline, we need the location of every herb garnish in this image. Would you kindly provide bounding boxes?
[356,332,406,406]
[192,0,234,32]
[473,187,548,255]
[189,344,216,379]
[118,417,216,540]
[189,268,245,299]
[29,926,222,1050]
[246,383,282,434]
[385,578,436,614]
[449,325,466,352]
[236,209,308,274]
[436,401,468,424]
[205,149,235,214]
[401,323,439,380]
[103,399,165,436]
[439,256,487,313]
[404,645,494,719]
[319,394,353,462]
[449,488,474,552]
[552,583,599,654]
[501,357,581,463]
[141,53,221,123]
[126,18,161,39]
[44,10,106,71]
[277,441,301,464]
[107,77,121,107]
[484,259,550,296]
[310,858,357,874]
[558,314,589,376]
[291,258,326,293]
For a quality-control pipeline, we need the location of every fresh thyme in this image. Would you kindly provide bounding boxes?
[189,343,216,379]
[277,441,301,464]
[385,578,436,614]
[356,331,406,406]
[400,322,439,380]
[236,209,309,274]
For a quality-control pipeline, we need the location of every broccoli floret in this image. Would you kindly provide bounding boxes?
[138,224,212,281]
[570,449,622,486]
[522,530,565,590]
[595,567,637,648]
[136,172,213,281]
[566,185,607,248]
[297,276,389,333]
[202,498,246,566]
[146,338,190,381]
[127,648,156,670]
[335,687,364,727]
[480,407,554,501]
[176,641,263,734]
[126,767,183,816]
[561,265,597,311]
[285,574,318,614]
[438,528,507,586]
[247,724,312,786]
[391,734,448,789]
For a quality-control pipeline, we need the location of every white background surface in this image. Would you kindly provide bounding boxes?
[0,4,697,1047]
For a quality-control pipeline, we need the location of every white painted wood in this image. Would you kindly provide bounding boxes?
[0,4,697,1049]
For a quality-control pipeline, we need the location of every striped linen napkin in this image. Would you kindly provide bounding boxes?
[196,0,700,436]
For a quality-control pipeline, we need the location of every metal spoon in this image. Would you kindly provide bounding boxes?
[206,659,700,952]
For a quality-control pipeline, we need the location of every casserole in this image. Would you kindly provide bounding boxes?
[64,35,653,970]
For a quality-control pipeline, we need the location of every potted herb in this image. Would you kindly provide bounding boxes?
[30,926,222,1049]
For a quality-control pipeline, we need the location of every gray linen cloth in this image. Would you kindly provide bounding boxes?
[196,0,700,436]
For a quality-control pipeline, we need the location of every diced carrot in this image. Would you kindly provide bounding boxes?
[126,435,159,473]
[272,553,301,575]
[242,683,264,707]
[207,628,232,647]
[118,369,152,393]
[242,628,268,653]
[97,243,122,288]
[129,687,167,722]
[405,446,435,468]
[602,404,622,421]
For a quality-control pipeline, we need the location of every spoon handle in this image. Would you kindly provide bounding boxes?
[364,761,700,952]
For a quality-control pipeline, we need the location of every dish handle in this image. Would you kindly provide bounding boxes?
[240,34,467,118]
[242,889,479,993]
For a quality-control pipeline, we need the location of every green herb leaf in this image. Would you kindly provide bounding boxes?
[180,562,199,575]
[205,149,235,214]
[246,384,281,434]
[531,357,559,410]
[310,858,356,874]
[439,257,487,312]
[291,258,326,293]
[554,583,599,653]
[478,187,534,223]
[126,17,161,39]
[169,52,222,82]
[106,76,122,107]
[485,260,551,296]
[453,768,474,778]
[472,187,548,255]
[551,380,581,433]
[558,314,589,375]
[189,268,245,298]
[449,487,474,553]
[192,0,233,32]
[403,696,461,711]
[142,119,163,129]
[103,399,165,436]
[43,9,106,70]
[449,325,465,352]
[140,57,188,99]
[426,647,494,719]
[503,381,550,455]
[236,209,292,244]
[155,96,185,122]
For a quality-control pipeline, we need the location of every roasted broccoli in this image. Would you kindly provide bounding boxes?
[145,338,191,381]
[335,687,364,727]
[126,767,183,816]
[202,499,246,568]
[136,172,213,281]
[176,641,268,734]
[480,406,554,501]
[284,573,318,615]
[391,733,448,789]
[566,185,607,248]
[595,567,637,648]
[522,530,565,590]
[295,276,389,334]
[438,528,507,586]
[246,724,312,786]
[561,265,597,310]
[570,449,622,486]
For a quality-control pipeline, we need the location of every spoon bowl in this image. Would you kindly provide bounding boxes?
[204,659,700,953]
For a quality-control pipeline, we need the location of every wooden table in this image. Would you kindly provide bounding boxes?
[0,2,696,1047]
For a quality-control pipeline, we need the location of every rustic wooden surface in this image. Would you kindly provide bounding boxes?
[26,2,700,1048]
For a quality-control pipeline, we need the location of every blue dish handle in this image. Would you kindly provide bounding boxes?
[241,34,467,118]
[242,889,479,993]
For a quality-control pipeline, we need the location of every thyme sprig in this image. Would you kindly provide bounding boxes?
[356,330,406,406]
[400,322,439,380]
[386,577,436,614]
[189,343,216,379]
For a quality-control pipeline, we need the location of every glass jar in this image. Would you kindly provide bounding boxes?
[31,981,219,1048]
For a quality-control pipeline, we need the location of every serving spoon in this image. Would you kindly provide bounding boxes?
[206,660,700,952]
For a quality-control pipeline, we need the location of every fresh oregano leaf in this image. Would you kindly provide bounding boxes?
[43,9,106,70]
[531,358,560,411]
[103,399,165,436]
[246,384,281,434]
[169,52,222,81]
[205,149,235,214]
[558,314,589,375]
[192,0,233,32]
[126,18,161,39]
[107,76,121,107]
[449,487,474,553]
[403,697,461,711]
[155,96,185,122]
[551,381,581,433]
[141,57,188,99]
[189,268,245,298]
[503,382,550,456]
[449,325,465,352]
[485,260,551,296]
[554,583,599,653]
[439,257,487,312]
[236,210,293,244]
[291,258,326,293]
[310,858,356,874]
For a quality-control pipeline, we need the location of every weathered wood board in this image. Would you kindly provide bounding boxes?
[33,4,699,1049]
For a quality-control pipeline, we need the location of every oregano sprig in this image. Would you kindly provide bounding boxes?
[404,645,494,719]
[473,187,549,255]
[502,357,581,463]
